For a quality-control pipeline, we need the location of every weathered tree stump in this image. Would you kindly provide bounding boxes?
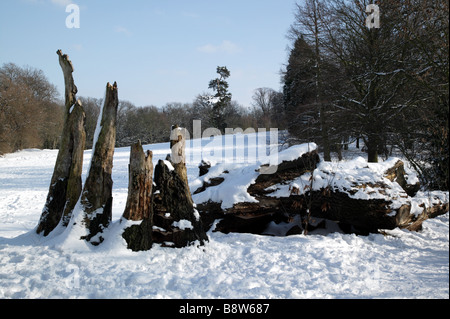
[170,126,193,205]
[121,141,154,251]
[152,126,208,248]
[79,82,118,245]
[36,50,86,236]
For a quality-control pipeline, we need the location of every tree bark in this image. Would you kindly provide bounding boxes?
[366,134,379,163]
[121,141,154,251]
[384,160,420,196]
[80,82,118,245]
[152,126,208,248]
[169,125,193,205]
[196,151,448,235]
[36,50,86,236]
[311,0,331,162]
[122,141,153,221]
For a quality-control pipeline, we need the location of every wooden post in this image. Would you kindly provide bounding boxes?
[36,50,86,236]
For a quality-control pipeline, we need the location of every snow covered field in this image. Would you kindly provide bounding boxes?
[0,134,448,299]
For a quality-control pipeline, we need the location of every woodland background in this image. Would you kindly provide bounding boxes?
[1,0,448,190]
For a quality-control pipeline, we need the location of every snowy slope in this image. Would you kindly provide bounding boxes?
[0,133,448,299]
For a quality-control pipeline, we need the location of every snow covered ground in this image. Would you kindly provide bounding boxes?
[0,133,448,299]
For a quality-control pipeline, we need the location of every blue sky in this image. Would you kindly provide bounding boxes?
[0,0,299,108]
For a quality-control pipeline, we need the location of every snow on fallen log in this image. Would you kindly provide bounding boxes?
[194,145,449,235]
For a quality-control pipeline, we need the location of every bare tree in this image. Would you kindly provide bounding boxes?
[322,0,414,163]
[288,0,332,161]
[0,63,63,155]
[252,87,277,128]
[389,0,449,189]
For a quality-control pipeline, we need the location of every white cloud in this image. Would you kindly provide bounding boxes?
[115,26,132,37]
[50,0,73,7]
[197,40,242,54]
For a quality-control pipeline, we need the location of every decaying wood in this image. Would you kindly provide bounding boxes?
[169,125,193,205]
[384,160,420,197]
[198,160,211,177]
[196,151,449,235]
[153,160,208,247]
[197,149,320,234]
[80,82,118,245]
[36,50,86,236]
[121,141,154,251]
[249,150,320,196]
[152,126,208,248]
[122,141,153,221]
[395,202,450,232]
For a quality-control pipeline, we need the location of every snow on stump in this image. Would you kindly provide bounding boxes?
[152,126,208,248]
[121,141,154,252]
[36,50,86,236]
[79,82,118,245]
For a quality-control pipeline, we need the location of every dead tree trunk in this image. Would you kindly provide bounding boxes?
[122,141,154,251]
[79,82,118,245]
[36,50,86,236]
[169,126,193,205]
[152,126,208,248]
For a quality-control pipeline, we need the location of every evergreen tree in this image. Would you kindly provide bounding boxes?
[283,36,317,140]
[208,66,232,132]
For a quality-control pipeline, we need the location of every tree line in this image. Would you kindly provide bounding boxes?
[1,64,285,154]
[0,63,63,154]
[282,0,448,190]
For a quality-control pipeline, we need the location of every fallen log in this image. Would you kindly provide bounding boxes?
[196,146,321,234]
[195,150,449,235]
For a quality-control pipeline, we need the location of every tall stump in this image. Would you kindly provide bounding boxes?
[36,50,86,236]
[79,82,118,245]
[152,126,208,247]
[122,141,154,251]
